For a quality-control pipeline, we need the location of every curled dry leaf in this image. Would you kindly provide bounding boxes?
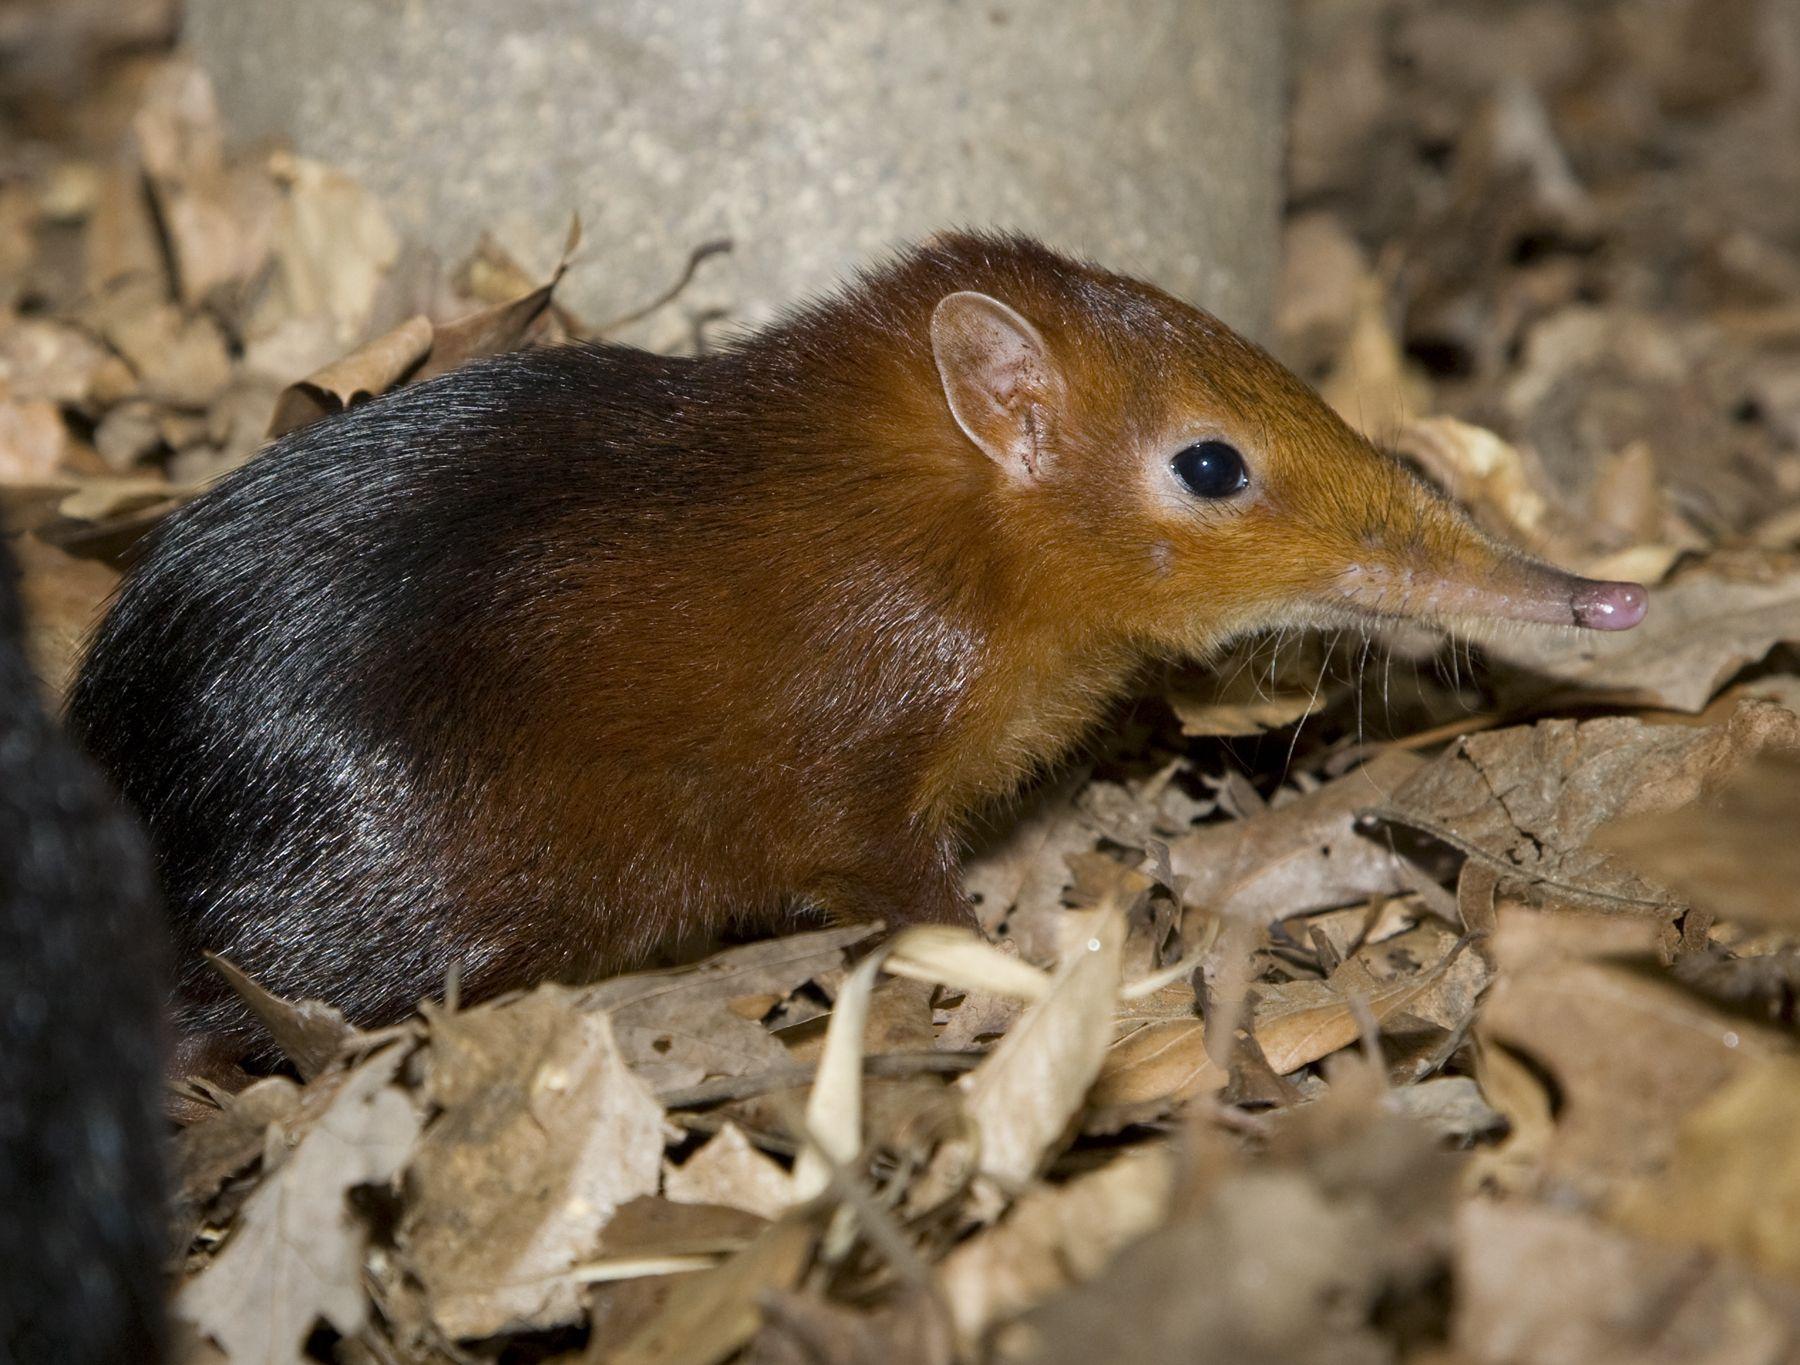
[265,313,434,438]
[410,215,582,383]
[400,990,665,1339]
[263,219,579,440]
[178,1046,422,1365]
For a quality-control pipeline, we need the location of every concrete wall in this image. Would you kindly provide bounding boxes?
[185,0,1286,347]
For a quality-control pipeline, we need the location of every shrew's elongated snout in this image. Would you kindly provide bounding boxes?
[1298,438,1651,635]
[1331,523,1648,633]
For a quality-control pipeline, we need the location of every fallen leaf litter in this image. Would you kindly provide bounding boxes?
[5,2,1800,1361]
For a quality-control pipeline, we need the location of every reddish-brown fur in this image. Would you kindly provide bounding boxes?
[68,232,1642,1066]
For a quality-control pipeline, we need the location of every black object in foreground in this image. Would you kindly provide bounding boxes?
[0,545,166,1365]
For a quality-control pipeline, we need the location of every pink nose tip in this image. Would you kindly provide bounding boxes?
[1571,580,1648,630]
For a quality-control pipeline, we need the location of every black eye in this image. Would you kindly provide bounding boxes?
[1172,440,1249,499]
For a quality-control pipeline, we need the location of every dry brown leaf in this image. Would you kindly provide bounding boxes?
[935,989,1028,1052]
[52,475,186,525]
[265,313,434,438]
[1587,440,1687,554]
[957,907,1124,1186]
[793,946,888,1201]
[749,1288,953,1365]
[177,1046,421,1365]
[1479,903,1782,1184]
[1012,1089,1454,1365]
[941,1146,1171,1351]
[1455,1200,1800,1365]
[883,925,1052,1004]
[1466,1037,1556,1195]
[1169,749,1426,924]
[10,533,118,701]
[962,771,1098,944]
[1164,666,1323,738]
[1249,944,1469,1076]
[454,232,543,307]
[938,1148,1171,1349]
[401,990,665,1339]
[132,61,276,306]
[92,399,162,469]
[0,397,69,481]
[792,930,1004,1205]
[1319,274,1432,442]
[606,1214,819,1365]
[174,1075,306,1207]
[91,296,234,414]
[84,153,167,295]
[1089,1018,1224,1108]
[1384,1075,1505,1144]
[1274,209,1368,374]
[594,1196,768,1264]
[1373,701,1800,914]
[1593,750,1800,930]
[584,925,877,1093]
[1612,1058,1800,1284]
[1396,416,1564,554]
[0,318,126,409]
[1356,916,1492,1031]
[202,953,367,1081]
[1481,557,1800,713]
[664,1123,796,1222]
[410,215,581,383]
[256,153,400,347]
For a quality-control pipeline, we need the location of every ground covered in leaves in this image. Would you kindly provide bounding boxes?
[5,1,1800,1362]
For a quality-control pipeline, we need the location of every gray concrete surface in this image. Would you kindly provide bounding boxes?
[185,0,1286,347]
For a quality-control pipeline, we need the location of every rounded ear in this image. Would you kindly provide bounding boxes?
[929,291,1068,480]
